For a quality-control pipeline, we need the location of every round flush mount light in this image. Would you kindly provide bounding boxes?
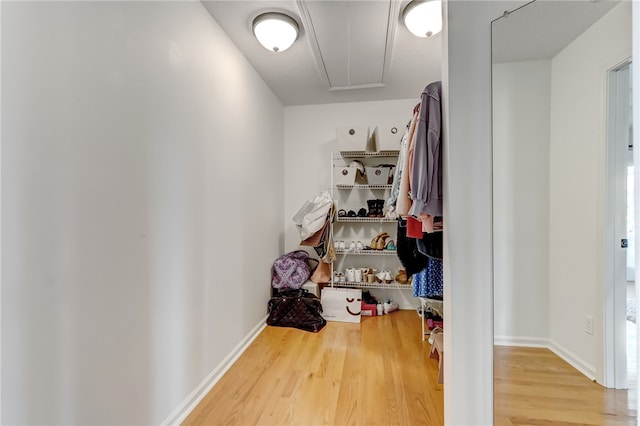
[252,12,299,53]
[403,0,443,38]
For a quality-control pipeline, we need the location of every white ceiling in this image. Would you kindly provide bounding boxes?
[202,1,620,106]
[201,0,442,106]
[492,0,618,63]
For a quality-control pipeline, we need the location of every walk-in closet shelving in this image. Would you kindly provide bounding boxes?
[332,281,410,290]
[330,150,410,290]
[334,184,392,190]
[336,217,396,223]
[334,249,398,255]
[333,151,400,159]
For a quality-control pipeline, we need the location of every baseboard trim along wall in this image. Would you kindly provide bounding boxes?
[548,339,597,381]
[493,335,549,348]
[161,315,268,426]
[493,336,597,381]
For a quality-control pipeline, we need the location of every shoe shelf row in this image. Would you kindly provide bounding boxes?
[334,184,392,190]
[332,281,410,290]
[334,249,397,256]
[336,217,396,223]
[333,151,400,160]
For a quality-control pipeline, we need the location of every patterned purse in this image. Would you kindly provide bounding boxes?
[267,289,326,333]
[271,250,316,289]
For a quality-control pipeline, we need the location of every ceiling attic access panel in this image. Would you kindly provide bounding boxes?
[297,0,398,91]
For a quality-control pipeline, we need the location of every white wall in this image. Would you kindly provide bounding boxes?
[632,1,640,419]
[1,2,284,424]
[444,0,638,422]
[492,60,551,345]
[442,1,531,424]
[283,99,423,308]
[548,1,631,382]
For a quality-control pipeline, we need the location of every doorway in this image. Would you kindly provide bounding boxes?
[605,60,634,389]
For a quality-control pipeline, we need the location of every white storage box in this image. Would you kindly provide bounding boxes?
[336,126,370,152]
[373,124,403,151]
[321,287,362,323]
[365,166,392,185]
[333,166,357,185]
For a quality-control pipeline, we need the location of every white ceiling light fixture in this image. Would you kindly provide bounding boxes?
[252,12,299,53]
[403,0,442,38]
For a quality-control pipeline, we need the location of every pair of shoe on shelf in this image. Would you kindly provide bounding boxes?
[338,209,360,218]
[395,269,410,284]
[366,199,385,217]
[375,270,393,284]
[336,240,364,251]
[371,232,395,250]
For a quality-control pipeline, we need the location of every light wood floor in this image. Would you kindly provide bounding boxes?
[494,346,637,425]
[183,310,443,426]
[184,311,638,426]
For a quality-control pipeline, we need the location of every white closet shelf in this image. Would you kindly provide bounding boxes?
[333,151,399,159]
[334,249,397,256]
[336,217,396,223]
[333,184,392,190]
[331,281,411,290]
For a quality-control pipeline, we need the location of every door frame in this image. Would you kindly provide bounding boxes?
[604,58,632,389]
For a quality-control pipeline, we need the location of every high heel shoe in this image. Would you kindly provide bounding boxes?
[370,232,383,249]
[376,232,390,250]
[395,269,408,284]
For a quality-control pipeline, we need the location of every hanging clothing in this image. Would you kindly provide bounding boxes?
[396,104,420,216]
[396,218,429,276]
[406,216,423,239]
[416,230,443,260]
[387,115,414,209]
[409,81,443,218]
[412,257,444,298]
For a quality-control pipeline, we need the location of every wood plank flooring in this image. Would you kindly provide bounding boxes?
[184,312,638,426]
[183,310,443,426]
[494,346,637,425]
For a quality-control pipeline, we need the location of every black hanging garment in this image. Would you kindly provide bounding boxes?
[416,231,443,260]
[396,218,429,276]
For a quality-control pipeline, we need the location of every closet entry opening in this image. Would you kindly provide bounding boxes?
[604,60,634,389]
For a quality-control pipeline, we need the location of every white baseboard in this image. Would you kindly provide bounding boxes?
[494,335,548,348]
[547,339,597,381]
[494,336,597,381]
[161,315,268,426]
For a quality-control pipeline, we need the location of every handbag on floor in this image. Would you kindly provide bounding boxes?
[267,289,326,333]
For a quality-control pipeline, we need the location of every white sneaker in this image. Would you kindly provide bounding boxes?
[355,240,364,250]
[345,268,356,282]
[349,241,356,251]
[383,300,398,314]
[383,270,392,284]
[338,240,346,250]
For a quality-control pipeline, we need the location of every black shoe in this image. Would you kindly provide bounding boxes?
[367,200,377,217]
[362,290,378,304]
